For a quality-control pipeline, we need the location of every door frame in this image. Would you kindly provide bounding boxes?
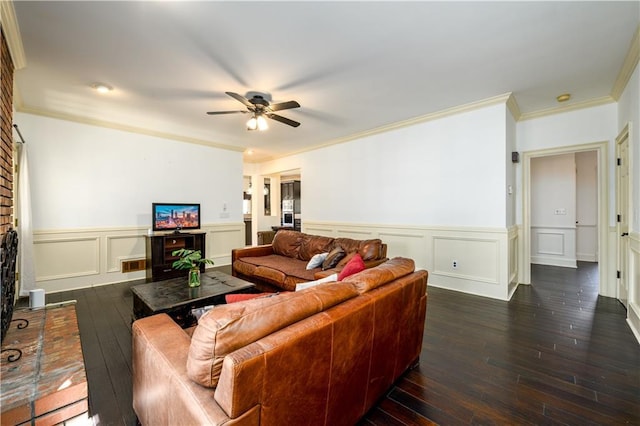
[521,141,609,294]
[615,123,632,307]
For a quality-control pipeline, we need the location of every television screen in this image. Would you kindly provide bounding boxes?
[152,203,200,232]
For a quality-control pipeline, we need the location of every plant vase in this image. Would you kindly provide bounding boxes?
[172,248,213,288]
[188,268,201,287]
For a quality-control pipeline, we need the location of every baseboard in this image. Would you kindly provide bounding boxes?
[531,256,577,268]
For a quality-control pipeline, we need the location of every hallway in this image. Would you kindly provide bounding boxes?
[362,262,640,424]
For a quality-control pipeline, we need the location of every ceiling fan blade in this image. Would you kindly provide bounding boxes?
[266,113,301,128]
[269,100,300,112]
[206,110,247,115]
[225,91,253,108]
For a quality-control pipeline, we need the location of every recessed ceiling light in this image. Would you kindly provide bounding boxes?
[91,83,113,94]
[245,149,254,155]
[556,93,571,102]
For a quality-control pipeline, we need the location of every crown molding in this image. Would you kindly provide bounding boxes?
[0,1,26,69]
[16,104,245,153]
[249,93,515,163]
[506,93,521,121]
[611,25,639,101]
[262,93,515,162]
[518,96,615,121]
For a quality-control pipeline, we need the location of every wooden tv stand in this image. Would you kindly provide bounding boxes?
[145,231,206,282]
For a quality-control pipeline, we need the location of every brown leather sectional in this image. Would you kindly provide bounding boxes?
[132,257,428,425]
[232,230,388,291]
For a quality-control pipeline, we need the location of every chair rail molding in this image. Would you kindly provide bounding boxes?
[32,223,244,293]
[303,220,516,300]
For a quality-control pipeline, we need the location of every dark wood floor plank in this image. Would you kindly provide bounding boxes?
[366,398,439,426]
[23,262,638,425]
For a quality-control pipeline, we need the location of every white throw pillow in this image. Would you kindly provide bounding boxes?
[306,252,329,270]
[295,273,338,291]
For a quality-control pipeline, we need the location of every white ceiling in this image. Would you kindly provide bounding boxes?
[10,1,640,162]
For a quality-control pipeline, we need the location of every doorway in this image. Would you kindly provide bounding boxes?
[522,142,609,294]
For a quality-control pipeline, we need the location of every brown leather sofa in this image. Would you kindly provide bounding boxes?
[132,257,428,426]
[232,229,388,291]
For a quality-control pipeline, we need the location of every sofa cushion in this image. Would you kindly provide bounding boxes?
[338,253,365,281]
[298,234,334,261]
[306,252,329,270]
[295,273,338,291]
[187,282,359,388]
[322,246,346,270]
[238,255,317,282]
[272,230,304,258]
[343,257,415,293]
[334,238,384,261]
[233,259,257,277]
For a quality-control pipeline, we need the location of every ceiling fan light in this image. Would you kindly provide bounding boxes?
[257,115,268,131]
[91,83,113,94]
[247,116,257,130]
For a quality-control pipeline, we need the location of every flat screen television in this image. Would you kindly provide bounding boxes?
[152,203,200,232]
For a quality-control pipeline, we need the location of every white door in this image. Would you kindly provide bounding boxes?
[615,125,630,309]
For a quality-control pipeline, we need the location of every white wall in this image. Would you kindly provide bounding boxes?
[530,153,577,267]
[16,113,244,229]
[14,113,246,293]
[274,104,509,228]
[506,108,517,227]
[616,62,640,343]
[257,103,516,300]
[516,103,617,226]
[617,63,639,233]
[576,150,598,261]
[529,151,599,266]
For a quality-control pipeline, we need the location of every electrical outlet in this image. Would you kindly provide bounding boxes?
[452,260,458,269]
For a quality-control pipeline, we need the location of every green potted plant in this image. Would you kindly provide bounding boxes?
[171,248,214,287]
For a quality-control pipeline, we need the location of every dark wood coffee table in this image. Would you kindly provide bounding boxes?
[131,270,256,327]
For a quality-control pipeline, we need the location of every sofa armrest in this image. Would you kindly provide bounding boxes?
[364,257,388,269]
[232,245,275,262]
[132,314,237,425]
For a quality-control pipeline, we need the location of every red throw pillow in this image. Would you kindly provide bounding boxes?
[338,253,365,281]
[225,293,273,304]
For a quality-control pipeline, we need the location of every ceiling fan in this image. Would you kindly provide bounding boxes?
[207,92,301,130]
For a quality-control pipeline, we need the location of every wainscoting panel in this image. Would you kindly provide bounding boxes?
[531,226,577,268]
[204,224,244,266]
[336,228,378,239]
[303,221,514,300]
[432,237,498,283]
[105,234,146,273]
[31,223,245,293]
[33,236,100,282]
[576,224,598,262]
[303,224,344,238]
[628,232,640,343]
[508,226,519,297]
[378,231,426,259]
[537,232,565,255]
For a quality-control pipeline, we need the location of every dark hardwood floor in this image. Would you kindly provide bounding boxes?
[23,262,639,425]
